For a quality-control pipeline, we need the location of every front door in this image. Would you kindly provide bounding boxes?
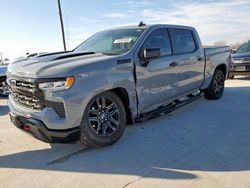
[134,28,179,113]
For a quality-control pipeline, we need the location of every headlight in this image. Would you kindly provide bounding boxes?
[39,76,75,90]
[232,59,243,64]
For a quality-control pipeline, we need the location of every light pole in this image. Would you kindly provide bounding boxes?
[57,0,67,51]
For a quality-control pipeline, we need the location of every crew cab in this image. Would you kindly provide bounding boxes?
[7,23,230,147]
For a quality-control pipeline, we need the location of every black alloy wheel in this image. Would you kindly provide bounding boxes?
[213,71,224,95]
[80,91,126,148]
[88,97,120,136]
[204,69,225,100]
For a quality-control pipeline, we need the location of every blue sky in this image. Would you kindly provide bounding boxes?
[0,0,250,60]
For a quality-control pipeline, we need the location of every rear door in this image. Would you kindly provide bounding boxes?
[168,28,205,96]
[134,28,179,113]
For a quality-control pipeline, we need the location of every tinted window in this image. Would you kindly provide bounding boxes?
[169,29,196,54]
[143,29,172,56]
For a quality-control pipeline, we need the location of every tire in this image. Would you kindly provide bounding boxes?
[0,80,9,97]
[80,91,126,148]
[204,69,225,100]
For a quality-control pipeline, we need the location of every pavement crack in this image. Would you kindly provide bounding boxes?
[47,147,92,165]
[122,176,144,188]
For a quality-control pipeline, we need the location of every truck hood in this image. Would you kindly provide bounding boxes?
[231,53,250,59]
[8,51,115,78]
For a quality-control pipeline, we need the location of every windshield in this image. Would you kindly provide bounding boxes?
[74,29,145,55]
[236,41,250,53]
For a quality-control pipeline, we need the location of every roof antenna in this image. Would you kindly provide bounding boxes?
[138,21,146,27]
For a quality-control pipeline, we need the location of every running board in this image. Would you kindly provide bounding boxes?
[135,91,203,123]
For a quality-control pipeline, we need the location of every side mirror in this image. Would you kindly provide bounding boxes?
[231,49,236,54]
[143,48,160,60]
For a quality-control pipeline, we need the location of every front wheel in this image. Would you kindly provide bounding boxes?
[204,69,225,100]
[80,91,126,148]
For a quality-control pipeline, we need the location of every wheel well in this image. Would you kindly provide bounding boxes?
[0,76,7,86]
[111,87,134,125]
[215,64,227,77]
[0,76,6,82]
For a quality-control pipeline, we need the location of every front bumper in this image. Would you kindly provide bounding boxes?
[229,63,250,76]
[7,73,86,130]
[9,112,80,143]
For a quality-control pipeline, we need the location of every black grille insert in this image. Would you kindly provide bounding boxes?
[12,91,44,110]
[45,102,66,117]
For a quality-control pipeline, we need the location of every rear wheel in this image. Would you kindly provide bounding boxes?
[204,69,225,100]
[80,91,126,148]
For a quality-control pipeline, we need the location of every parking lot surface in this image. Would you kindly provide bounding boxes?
[0,78,250,188]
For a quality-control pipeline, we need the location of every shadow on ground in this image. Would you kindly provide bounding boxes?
[0,86,249,180]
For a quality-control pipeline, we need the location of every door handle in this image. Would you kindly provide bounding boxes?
[170,61,178,67]
[197,57,204,61]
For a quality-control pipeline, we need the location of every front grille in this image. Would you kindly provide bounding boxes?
[16,80,36,90]
[8,76,66,117]
[8,78,44,110]
[244,58,250,63]
[12,91,44,110]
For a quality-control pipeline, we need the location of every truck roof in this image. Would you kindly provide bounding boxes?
[104,24,196,31]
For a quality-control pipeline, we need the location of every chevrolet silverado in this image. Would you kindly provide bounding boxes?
[7,23,230,147]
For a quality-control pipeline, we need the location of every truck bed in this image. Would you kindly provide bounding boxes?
[201,46,231,89]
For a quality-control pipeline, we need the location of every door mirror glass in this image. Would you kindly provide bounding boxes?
[143,48,160,60]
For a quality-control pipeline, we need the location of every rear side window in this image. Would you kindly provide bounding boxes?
[143,29,172,56]
[169,29,196,54]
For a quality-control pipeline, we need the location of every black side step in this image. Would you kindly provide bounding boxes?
[135,92,203,123]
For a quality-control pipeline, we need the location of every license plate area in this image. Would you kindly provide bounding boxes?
[235,66,246,71]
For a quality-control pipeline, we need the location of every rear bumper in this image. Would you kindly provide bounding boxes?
[9,112,80,143]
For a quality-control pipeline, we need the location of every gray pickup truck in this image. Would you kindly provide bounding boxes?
[7,23,230,147]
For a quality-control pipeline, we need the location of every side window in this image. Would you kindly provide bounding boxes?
[143,29,172,56]
[169,29,196,54]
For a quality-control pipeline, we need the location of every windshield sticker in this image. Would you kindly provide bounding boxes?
[113,38,132,44]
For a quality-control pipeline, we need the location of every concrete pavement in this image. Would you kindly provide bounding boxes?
[0,77,250,188]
